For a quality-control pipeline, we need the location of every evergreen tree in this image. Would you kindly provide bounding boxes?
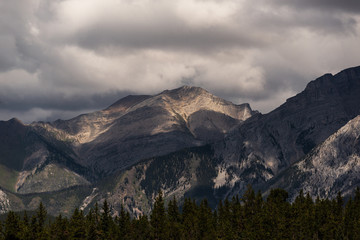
[253,190,266,239]
[333,192,345,239]
[3,211,21,240]
[50,214,69,240]
[0,221,3,240]
[352,187,360,239]
[36,202,47,231]
[69,208,86,239]
[167,197,181,240]
[344,197,355,240]
[181,198,199,240]
[241,184,259,239]
[264,188,291,239]
[29,202,48,240]
[198,199,216,240]
[116,205,131,240]
[217,198,234,240]
[100,200,114,239]
[291,190,315,239]
[131,215,151,240]
[150,190,167,240]
[229,195,243,239]
[19,211,32,240]
[86,208,101,240]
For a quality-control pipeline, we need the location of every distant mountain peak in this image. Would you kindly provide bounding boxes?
[159,85,208,97]
[8,118,23,125]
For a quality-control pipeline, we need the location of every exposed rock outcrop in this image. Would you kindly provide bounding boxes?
[266,115,360,200]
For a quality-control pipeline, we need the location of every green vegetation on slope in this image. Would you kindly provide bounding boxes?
[0,164,18,192]
[17,164,90,194]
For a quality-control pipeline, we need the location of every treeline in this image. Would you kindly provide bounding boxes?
[2,186,360,239]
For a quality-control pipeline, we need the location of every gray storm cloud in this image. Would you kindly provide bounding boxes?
[0,0,360,123]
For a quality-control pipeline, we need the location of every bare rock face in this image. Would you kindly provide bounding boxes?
[35,86,255,175]
[267,115,360,200]
[0,189,10,214]
[213,66,360,198]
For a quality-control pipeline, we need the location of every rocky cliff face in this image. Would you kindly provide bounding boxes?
[0,189,10,214]
[212,66,360,198]
[266,115,360,200]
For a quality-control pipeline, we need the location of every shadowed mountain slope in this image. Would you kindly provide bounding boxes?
[213,66,360,197]
[266,115,360,200]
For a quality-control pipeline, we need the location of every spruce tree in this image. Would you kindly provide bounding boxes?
[150,190,167,240]
[344,197,355,240]
[50,214,69,240]
[69,208,86,239]
[241,184,257,239]
[352,187,360,239]
[198,199,216,240]
[0,221,3,240]
[264,188,291,239]
[167,197,181,240]
[333,192,345,239]
[100,200,114,239]
[181,198,199,240]
[230,195,243,239]
[86,209,101,240]
[131,215,151,240]
[217,198,234,240]
[19,211,32,240]
[30,202,49,240]
[4,211,21,240]
[117,205,131,240]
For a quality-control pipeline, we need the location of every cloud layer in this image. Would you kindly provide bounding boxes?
[1,0,360,122]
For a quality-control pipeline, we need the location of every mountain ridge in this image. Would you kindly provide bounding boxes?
[211,65,360,198]
[1,67,360,216]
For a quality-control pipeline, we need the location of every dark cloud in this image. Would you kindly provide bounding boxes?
[75,24,262,53]
[271,0,360,14]
[1,0,360,122]
[0,90,132,112]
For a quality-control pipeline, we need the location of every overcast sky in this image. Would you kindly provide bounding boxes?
[1,0,360,123]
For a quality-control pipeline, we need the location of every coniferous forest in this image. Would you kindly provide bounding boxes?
[2,186,360,240]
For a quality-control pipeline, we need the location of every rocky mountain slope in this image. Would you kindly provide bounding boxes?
[266,115,360,200]
[211,66,360,198]
[0,189,10,214]
[0,86,254,215]
[0,118,89,195]
[34,86,254,175]
[1,66,360,217]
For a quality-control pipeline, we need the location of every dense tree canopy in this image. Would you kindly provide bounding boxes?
[1,186,360,239]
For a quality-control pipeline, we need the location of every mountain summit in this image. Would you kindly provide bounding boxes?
[0,86,255,203]
[45,85,255,174]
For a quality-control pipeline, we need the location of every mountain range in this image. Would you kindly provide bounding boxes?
[1,66,360,216]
